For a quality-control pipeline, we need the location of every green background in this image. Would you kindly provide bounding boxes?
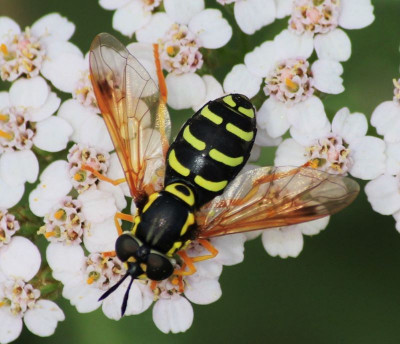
[2,0,400,343]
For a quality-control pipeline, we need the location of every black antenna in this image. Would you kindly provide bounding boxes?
[98,272,129,302]
[121,276,135,316]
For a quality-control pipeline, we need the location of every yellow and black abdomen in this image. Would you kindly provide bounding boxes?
[165,94,257,207]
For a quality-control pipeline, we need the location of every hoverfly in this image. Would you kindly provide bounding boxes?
[87,33,359,316]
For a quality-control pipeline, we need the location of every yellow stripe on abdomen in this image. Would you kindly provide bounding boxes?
[209,149,243,167]
[238,106,254,118]
[194,175,227,192]
[201,105,223,125]
[226,123,254,142]
[169,149,190,177]
[183,126,206,151]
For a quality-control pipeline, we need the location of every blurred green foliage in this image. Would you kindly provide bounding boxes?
[1,0,400,343]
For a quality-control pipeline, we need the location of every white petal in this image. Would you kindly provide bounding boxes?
[46,243,85,274]
[63,283,103,313]
[31,13,75,41]
[41,41,85,93]
[164,0,204,24]
[0,17,20,39]
[166,73,206,110]
[349,136,386,180]
[274,29,313,61]
[84,216,118,253]
[339,0,374,29]
[274,138,308,166]
[192,75,224,111]
[78,114,114,151]
[245,40,277,77]
[0,150,38,186]
[0,179,24,209]
[257,97,290,138]
[98,181,127,211]
[262,227,304,258]
[223,64,261,98]
[29,92,61,122]
[153,296,193,334]
[254,128,282,147]
[189,9,232,49]
[136,13,174,43]
[386,142,400,175]
[9,76,49,108]
[311,59,344,94]
[331,107,368,143]
[107,153,131,197]
[0,91,10,108]
[127,42,157,81]
[184,277,221,305]
[234,0,276,35]
[0,237,41,281]
[275,0,293,18]
[0,307,22,344]
[191,259,222,279]
[299,217,329,236]
[99,0,131,10]
[287,96,330,145]
[33,116,73,152]
[113,1,151,37]
[371,101,400,143]
[78,190,117,223]
[365,175,400,215]
[314,28,351,62]
[211,233,246,265]
[57,99,96,142]
[102,280,143,319]
[24,300,65,337]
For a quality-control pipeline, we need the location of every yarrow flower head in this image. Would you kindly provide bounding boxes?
[0,237,64,343]
[288,0,374,62]
[159,24,203,74]
[0,210,20,247]
[38,197,86,245]
[0,14,84,92]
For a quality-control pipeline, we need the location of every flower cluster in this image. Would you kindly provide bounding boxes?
[0,0,380,341]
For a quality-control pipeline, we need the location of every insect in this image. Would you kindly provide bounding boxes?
[86,33,359,316]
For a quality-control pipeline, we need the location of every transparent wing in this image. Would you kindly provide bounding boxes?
[89,33,171,201]
[196,166,360,238]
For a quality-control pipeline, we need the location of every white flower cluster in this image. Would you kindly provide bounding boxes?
[0,0,379,341]
[365,78,400,231]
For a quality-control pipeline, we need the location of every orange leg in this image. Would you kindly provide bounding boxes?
[150,280,158,291]
[114,212,135,236]
[102,251,116,258]
[81,164,126,186]
[173,251,196,276]
[153,43,169,158]
[191,239,219,262]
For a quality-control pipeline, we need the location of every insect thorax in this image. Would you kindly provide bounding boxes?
[132,182,196,256]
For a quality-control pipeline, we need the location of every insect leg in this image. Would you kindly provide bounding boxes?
[81,164,126,186]
[191,239,219,262]
[153,43,169,158]
[102,251,116,258]
[173,251,196,276]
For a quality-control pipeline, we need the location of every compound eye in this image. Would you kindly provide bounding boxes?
[115,234,140,262]
[146,252,174,281]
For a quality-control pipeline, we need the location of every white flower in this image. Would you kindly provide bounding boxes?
[371,78,400,144]
[217,0,277,35]
[135,1,232,109]
[225,29,344,139]
[0,209,20,248]
[288,0,374,62]
[0,237,64,343]
[261,217,329,258]
[0,77,71,209]
[0,14,81,92]
[99,0,162,38]
[274,107,385,180]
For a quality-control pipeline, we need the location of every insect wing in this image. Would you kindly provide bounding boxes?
[89,33,171,200]
[196,166,360,238]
